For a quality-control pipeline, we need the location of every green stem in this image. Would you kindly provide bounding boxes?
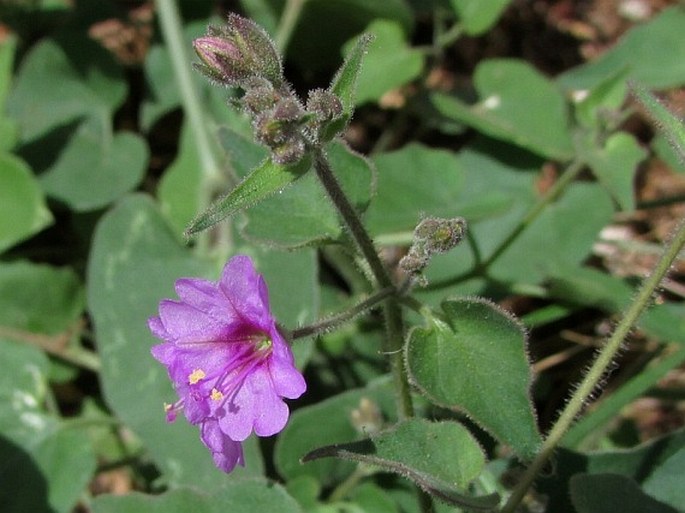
[328,465,374,502]
[290,286,395,339]
[275,0,307,53]
[313,150,392,289]
[428,158,586,290]
[480,158,585,271]
[313,149,414,420]
[156,0,228,254]
[501,215,685,513]
[0,325,101,372]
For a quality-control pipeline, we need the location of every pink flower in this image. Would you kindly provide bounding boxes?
[148,255,306,473]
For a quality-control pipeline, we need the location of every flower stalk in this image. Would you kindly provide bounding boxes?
[501,215,685,513]
[312,148,414,419]
[290,286,395,340]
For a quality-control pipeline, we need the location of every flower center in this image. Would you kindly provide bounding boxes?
[209,334,273,407]
[164,333,275,421]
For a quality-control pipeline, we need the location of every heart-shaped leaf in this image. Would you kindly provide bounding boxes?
[406,297,541,459]
[0,153,52,252]
[449,0,513,35]
[344,20,423,106]
[8,38,125,144]
[303,418,498,510]
[432,59,574,160]
[558,7,685,90]
[39,117,148,211]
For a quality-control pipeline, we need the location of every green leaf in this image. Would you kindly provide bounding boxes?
[344,20,423,106]
[350,482,399,513]
[406,298,541,459]
[0,342,54,448]
[39,117,148,211]
[538,429,685,511]
[0,260,84,334]
[0,37,14,105]
[631,81,685,166]
[322,32,374,140]
[572,70,629,130]
[0,37,18,152]
[570,474,679,513]
[32,428,97,513]
[431,59,574,159]
[474,180,614,285]
[449,0,513,35]
[87,194,263,489]
[8,37,125,143]
[0,336,95,513]
[275,378,396,486]
[185,155,312,237]
[286,0,413,74]
[584,132,646,211]
[92,480,304,513]
[254,247,319,368]
[157,121,203,234]
[0,153,52,252]
[303,419,497,510]
[1,427,95,513]
[367,143,512,241]
[558,7,685,91]
[241,141,374,248]
[642,446,685,510]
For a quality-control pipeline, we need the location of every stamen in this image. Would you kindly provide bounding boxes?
[188,368,206,384]
[211,337,273,409]
[210,388,224,401]
[164,399,184,422]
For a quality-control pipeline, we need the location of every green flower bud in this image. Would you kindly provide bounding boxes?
[413,216,467,255]
[306,88,343,122]
[253,97,307,164]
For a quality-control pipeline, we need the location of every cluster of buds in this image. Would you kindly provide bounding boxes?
[399,216,467,285]
[193,14,343,164]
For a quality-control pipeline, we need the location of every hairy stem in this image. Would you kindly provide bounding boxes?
[502,215,685,513]
[313,149,414,419]
[290,286,395,339]
[156,0,229,255]
[313,150,391,289]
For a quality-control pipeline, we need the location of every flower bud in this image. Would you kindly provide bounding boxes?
[306,88,343,122]
[253,97,307,164]
[193,14,283,88]
[413,216,467,255]
[399,217,467,286]
[241,79,281,116]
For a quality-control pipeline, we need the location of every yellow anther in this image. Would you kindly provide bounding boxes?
[163,402,172,412]
[210,388,224,401]
[188,368,206,384]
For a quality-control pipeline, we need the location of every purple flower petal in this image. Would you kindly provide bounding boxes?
[219,256,272,330]
[200,419,244,473]
[147,254,306,473]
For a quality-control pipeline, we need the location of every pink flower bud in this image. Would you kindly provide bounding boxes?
[192,14,283,88]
